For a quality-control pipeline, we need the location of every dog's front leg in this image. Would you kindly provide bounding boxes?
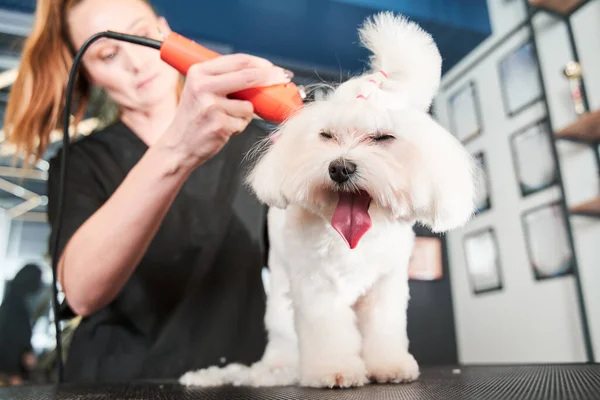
[291,281,369,388]
[355,266,420,383]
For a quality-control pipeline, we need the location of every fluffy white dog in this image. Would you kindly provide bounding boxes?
[180,11,476,389]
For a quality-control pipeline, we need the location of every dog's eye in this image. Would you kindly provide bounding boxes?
[320,131,334,140]
[373,134,395,142]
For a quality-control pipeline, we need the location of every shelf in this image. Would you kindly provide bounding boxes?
[555,110,600,144]
[529,0,587,16]
[570,196,600,218]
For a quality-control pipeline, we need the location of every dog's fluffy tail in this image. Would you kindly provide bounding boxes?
[179,362,298,388]
[358,12,442,111]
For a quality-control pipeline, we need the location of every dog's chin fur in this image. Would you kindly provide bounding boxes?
[180,12,476,389]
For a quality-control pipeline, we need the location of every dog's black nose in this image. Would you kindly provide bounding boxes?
[329,159,356,184]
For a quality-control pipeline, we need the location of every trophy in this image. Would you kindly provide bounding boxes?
[563,61,586,117]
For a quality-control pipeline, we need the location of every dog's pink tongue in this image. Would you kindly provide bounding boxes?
[331,191,372,249]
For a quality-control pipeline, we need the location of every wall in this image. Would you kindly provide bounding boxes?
[0,211,53,288]
[433,0,600,364]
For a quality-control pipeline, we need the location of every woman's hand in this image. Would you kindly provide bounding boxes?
[159,54,292,170]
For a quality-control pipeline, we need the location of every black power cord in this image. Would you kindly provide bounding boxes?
[52,31,162,383]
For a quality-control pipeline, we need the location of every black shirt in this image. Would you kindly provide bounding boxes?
[46,119,269,383]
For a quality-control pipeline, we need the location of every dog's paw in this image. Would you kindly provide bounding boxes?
[367,353,420,384]
[300,358,369,388]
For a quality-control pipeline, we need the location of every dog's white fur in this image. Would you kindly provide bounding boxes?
[180,12,476,388]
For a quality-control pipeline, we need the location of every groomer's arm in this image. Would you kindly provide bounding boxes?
[59,56,291,317]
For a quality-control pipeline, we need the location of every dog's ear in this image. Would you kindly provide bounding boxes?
[398,112,476,233]
[357,12,442,112]
[245,135,289,209]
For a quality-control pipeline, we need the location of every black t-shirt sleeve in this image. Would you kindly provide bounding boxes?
[46,146,107,264]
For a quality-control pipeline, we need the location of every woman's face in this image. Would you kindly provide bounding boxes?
[68,0,180,111]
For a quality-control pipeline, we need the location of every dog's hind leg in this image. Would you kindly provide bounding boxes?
[257,245,299,374]
[179,221,299,388]
[228,208,300,387]
[354,265,420,384]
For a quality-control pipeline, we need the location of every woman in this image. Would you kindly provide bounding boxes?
[4,0,292,383]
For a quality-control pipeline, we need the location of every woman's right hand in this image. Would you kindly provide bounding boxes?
[159,54,292,171]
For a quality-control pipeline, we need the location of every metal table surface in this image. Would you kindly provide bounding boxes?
[1,364,599,399]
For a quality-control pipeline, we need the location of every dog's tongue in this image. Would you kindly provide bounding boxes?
[331,191,372,249]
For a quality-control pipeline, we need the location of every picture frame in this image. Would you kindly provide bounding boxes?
[473,152,492,214]
[447,80,483,143]
[463,228,503,295]
[521,202,574,281]
[408,236,443,281]
[498,41,543,117]
[510,118,558,197]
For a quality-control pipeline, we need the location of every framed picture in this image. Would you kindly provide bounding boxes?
[510,118,558,197]
[522,202,574,280]
[473,152,492,214]
[448,81,482,143]
[463,228,503,294]
[408,236,443,281]
[498,41,543,117]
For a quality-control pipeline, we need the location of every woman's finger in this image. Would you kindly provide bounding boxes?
[213,112,251,137]
[216,97,254,120]
[229,116,252,136]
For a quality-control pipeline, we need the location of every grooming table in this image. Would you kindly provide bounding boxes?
[1,364,599,399]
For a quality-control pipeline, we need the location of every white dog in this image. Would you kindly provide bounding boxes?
[180,11,476,389]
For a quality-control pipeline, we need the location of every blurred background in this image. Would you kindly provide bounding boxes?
[0,0,599,387]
